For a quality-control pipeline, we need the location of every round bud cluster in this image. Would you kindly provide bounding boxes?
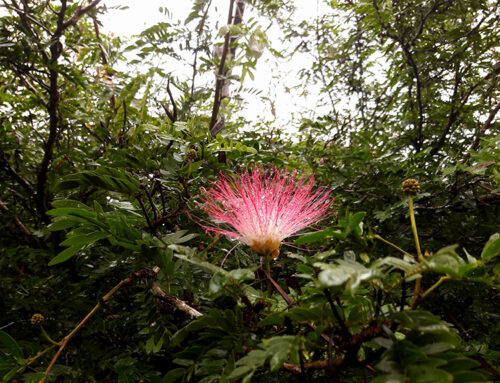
[30,313,45,326]
[186,149,198,162]
[401,178,420,195]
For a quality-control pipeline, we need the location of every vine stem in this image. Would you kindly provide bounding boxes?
[408,195,423,306]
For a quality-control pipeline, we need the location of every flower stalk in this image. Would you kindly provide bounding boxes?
[402,178,423,306]
[408,195,422,261]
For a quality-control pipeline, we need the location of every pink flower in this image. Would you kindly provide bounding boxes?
[198,167,332,258]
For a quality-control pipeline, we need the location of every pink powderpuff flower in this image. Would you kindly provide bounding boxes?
[198,167,332,258]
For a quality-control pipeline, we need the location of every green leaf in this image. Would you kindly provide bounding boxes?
[228,268,254,281]
[408,366,453,382]
[451,370,488,383]
[48,218,80,231]
[56,167,140,194]
[2,367,20,383]
[481,233,500,260]
[258,313,285,327]
[208,272,227,295]
[294,228,333,245]
[48,245,83,266]
[286,307,322,322]
[296,264,315,274]
[441,357,480,372]
[46,207,96,220]
[318,267,350,287]
[227,365,254,379]
[0,331,23,358]
[162,230,198,245]
[426,253,461,277]
[346,211,366,236]
[24,372,46,383]
[269,349,288,372]
[51,200,91,209]
[118,372,135,383]
[60,231,110,247]
[163,368,185,382]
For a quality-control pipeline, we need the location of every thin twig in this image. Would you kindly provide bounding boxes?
[135,192,155,234]
[40,268,158,382]
[372,234,413,258]
[261,266,294,305]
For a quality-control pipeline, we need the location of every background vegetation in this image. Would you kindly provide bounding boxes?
[0,0,498,382]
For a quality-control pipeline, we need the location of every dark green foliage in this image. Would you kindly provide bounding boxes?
[0,1,498,382]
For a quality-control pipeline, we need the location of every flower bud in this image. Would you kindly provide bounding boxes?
[31,313,45,326]
[401,178,420,195]
[186,149,198,162]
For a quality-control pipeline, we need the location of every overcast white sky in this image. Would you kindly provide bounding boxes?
[100,0,332,130]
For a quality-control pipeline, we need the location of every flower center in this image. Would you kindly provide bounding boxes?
[250,237,281,258]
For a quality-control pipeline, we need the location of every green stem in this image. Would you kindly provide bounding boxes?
[40,326,60,346]
[408,195,423,307]
[373,234,412,257]
[408,195,422,261]
[421,276,450,299]
[14,344,57,376]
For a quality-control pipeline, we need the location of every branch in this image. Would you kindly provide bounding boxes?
[0,199,37,245]
[409,1,451,46]
[468,355,500,380]
[208,0,235,134]
[400,44,424,152]
[372,0,424,152]
[92,16,116,112]
[261,266,294,305]
[62,0,102,30]
[2,1,50,34]
[151,283,202,318]
[190,0,213,97]
[35,0,102,220]
[40,268,159,383]
[134,191,155,234]
[282,324,384,375]
[283,358,342,374]
[469,101,500,151]
[324,289,349,336]
[0,151,33,193]
[429,62,462,155]
[229,0,244,57]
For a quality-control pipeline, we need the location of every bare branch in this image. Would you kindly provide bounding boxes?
[62,0,102,30]
[0,199,36,243]
[152,283,202,318]
[208,0,235,134]
[0,151,33,193]
[470,101,500,152]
